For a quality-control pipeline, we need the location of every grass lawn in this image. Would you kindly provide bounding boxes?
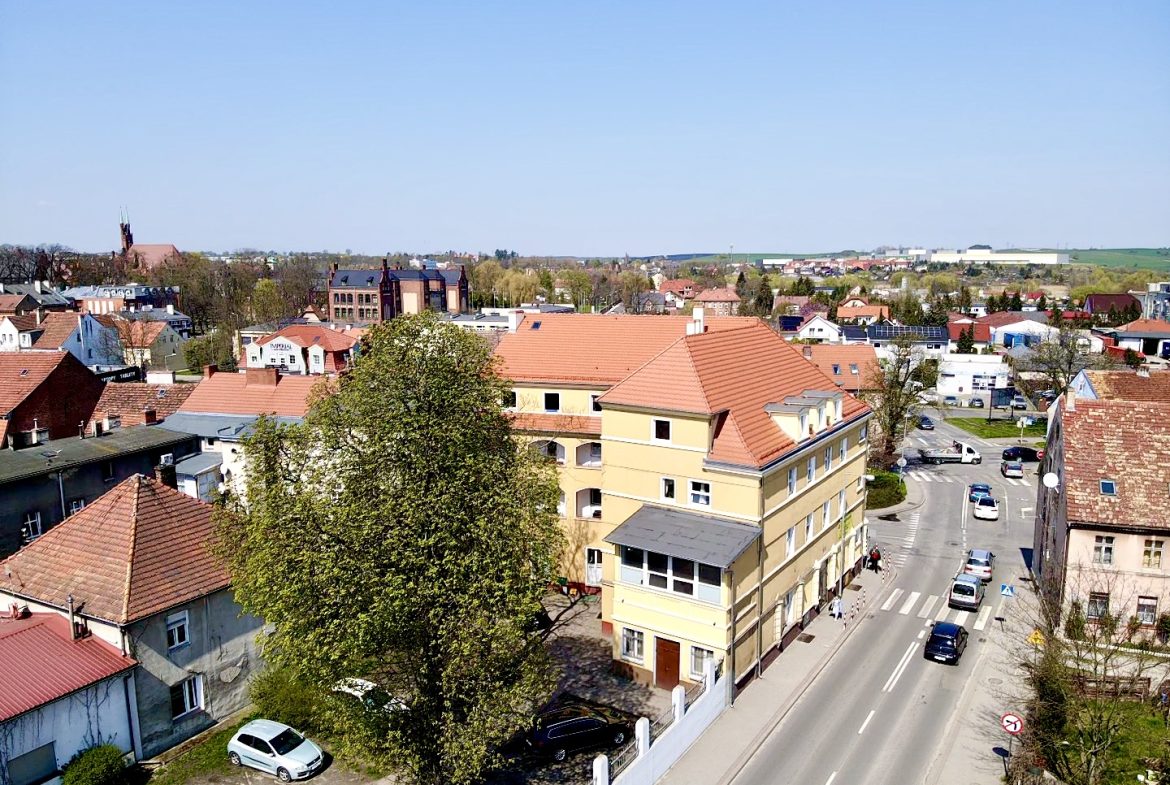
[147,717,253,785]
[1068,247,1170,271]
[947,417,1048,439]
[1077,700,1169,784]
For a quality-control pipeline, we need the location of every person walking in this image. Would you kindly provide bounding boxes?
[829,596,845,620]
[869,547,882,573]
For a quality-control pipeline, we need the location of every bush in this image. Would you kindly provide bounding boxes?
[865,470,906,509]
[250,665,323,732]
[63,744,128,785]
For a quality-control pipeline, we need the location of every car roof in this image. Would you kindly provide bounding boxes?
[969,548,993,558]
[954,573,981,585]
[977,495,997,504]
[240,719,291,738]
[970,482,990,489]
[932,621,962,636]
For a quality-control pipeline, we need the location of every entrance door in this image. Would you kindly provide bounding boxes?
[655,637,681,689]
[585,548,602,587]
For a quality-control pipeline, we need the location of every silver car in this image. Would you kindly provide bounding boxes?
[963,549,995,583]
[228,719,324,781]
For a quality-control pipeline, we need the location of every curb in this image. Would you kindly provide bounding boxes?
[714,576,888,785]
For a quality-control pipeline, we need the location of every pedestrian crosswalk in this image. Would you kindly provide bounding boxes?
[905,471,1032,487]
[876,586,995,630]
[884,512,920,568]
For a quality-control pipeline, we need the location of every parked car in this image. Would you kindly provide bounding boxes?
[527,702,634,762]
[949,574,986,611]
[1036,390,1058,403]
[333,677,408,713]
[918,415,935,430]
[1011,395,1029,410]
[972,496,999,520]
[963,549,995,582]
[1001,460,1024,478]
[943,395,961,407]
[228,719,324,782]
[1002,446,1043,462]
[968,483,992,502]
[968,395,985,408]
[924,621,969,664]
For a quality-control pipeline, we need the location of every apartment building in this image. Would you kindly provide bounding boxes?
[327,259,468,324]
[496,311,872,689]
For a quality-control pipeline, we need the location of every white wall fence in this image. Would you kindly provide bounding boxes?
[591,658,728,785]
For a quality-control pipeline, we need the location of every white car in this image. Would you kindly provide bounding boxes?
[972,496,1000,520]
[332,677,408,713]
[228,719,324,782]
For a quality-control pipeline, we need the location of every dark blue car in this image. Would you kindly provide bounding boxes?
[918,416,935,430]
[924,621,969,664]
[969,483,991,502]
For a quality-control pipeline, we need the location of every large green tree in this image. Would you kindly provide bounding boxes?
[216,314,564,785]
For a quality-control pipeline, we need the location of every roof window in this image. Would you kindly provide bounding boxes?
[530,321,542,330]
[1099,479,1117,496]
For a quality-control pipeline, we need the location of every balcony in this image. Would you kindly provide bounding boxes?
[532,439,566,466]
[576,441,602,468]
[577,488,602,519]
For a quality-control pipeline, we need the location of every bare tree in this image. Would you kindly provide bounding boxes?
[860,335,937,468]
[1022,326,1118,394]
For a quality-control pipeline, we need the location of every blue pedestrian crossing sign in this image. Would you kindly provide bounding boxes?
[1000,584,1016,598]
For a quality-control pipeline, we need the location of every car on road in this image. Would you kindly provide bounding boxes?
[527,701,634,762]
[1002,446,1044,462]
[968,395,985,408]
[923,621,969,665]
[968,483,991,502]
[333,677,408,714]
[972,495,999,520]
[943,395,961,407]
[1011,395,1029,410]
[949,574,986,611]
[228,719,324,782]
[963,548,995,582]
[1001,460,1024,478]
[918,415,935,430]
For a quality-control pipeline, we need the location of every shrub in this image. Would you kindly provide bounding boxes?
[1064,601,1085,641]
[63,744,127,785]
[865,470,906,509]
[250,665,323,732]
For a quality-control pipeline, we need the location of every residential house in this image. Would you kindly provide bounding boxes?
[603,292,668,315]
[1110,318,1170,359]
[856,325,949,360]
[1032,395,1170,639]
[1,311,125,369]
[117,221,182,273]
[693,287,741,317]
[0,293,38,317]
[1069,368,1170,402]
[95,381,196,427]
[1139,282,1170,321]
[976,311,1052,348]
[0,422,198,555]
[946,320,991,353]
[1082,293,1141,320]
[936,354,1011,400]
[496,312,873,689]
[794,315,842,344]
[327,259,468,324]
[0,283,71,313]
[835,303,890,325]
[798,344,880,394]
[243,324,358,375]
[108,319,187,372]
[119,306,193,339]
[61,284,181,316]
[0,475,266,759]
[659,279,699,310]
[771,295,810,317]
[0,351,106,448]
[0,613,137,785]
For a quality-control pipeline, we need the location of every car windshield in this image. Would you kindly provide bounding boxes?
[269,729,305,756]
[929,634,955,649]
[977,497,995,507]
[968,558,988,569]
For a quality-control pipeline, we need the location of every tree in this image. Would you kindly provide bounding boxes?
[1009,291,1024,311]
[561,269,593,312]
[469,261,504,307]
[956,324,976,354]
[1122,348,1143,368]
[862,335,933,468]
[1036,293,1048,312]
[275,255,323,312]
[215,314,563,785]
[958,285,973,313]
[1024,326,1117,394]
[619,270,651,312]
[183,324,237,371]
[734,270,747,298]
[250,278,287,324]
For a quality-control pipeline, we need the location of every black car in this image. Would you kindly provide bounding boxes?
[1001,446,1043,462]
[918,416,935,430]
[924,621,969,665]
[527,702,633,762]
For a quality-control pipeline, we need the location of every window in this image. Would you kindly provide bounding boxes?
[786,526,796,557]
[1099,479,1117,495]
[589,442,601,462]
[671,558,696,595]
[620,546,644,585]
[799,412,808,434]
[7,742,57,785]
[101,460,115,482]
[839,489,847,520]
[823,501,831,531]
[646,551,668,589]
[544,392,560,412]
[787,467,797,495]
[831,364,840,375]
[807,456,816,483]
[589,487,602,507]
[1137,596,1158,626]
[691,646,714,678]
[824,447,833,472]
[697,563,720,602]
[839,437,847,462]
[857,475,865,492]
[21,511,42,541]
[166,611,189,650]
[504,390,517,408]
[805,513,814,541]
[1143,539,1164,569]
[860,424,868,443]
[661,477,676,501]
[170,675,202,719]
[591,394,602,412]
[621,628,644,661]
[653,419,671,442]
[69,498,86,515]
[849,363,859,375]
[1092,535,1115,565]
[1086,592,1110,620]
[689,480,711,506]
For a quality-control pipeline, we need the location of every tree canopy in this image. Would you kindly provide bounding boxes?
[216,314,564,785]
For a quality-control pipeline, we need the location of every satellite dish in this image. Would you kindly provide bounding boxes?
[1042,472,1060,490]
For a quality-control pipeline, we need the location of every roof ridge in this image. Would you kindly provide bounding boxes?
[122,476,142,624]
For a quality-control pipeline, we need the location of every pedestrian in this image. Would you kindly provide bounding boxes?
[829,597,844,620]
[869,547,882,573]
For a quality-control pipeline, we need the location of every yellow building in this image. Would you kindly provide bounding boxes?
[495,310,873,689]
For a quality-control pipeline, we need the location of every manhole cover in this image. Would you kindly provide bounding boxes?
[797,633,816,643]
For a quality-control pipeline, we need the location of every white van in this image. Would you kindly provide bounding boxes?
[949,574,985,611]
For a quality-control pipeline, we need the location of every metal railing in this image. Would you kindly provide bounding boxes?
[648,703,675,743]
[607,736,638,779]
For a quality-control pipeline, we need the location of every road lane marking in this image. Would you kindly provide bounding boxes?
[885,642,917,693]
[882,643,917,692]
[917,629,926,640]
[954,610,969,626]
[881,588,904,611]
[857,709,876,735]
[935,602,951,621]
[900,591,921,615]
[974,606,992,631]
[825,772,838,785]
[940,475,954,483]
[918,595,939,618]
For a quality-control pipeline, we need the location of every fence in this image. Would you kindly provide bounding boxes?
[1072,674,1151,701]
[591,658,728,785]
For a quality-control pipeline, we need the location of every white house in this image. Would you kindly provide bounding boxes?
[794,315,841,344]
[937,354,1011,399]
[992,319,1056,349]
[0,312,125,369]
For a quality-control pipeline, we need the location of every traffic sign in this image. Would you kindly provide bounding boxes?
[1000,584,1016,598]
[1028,629,1046,648]
[1001,712,1023,735]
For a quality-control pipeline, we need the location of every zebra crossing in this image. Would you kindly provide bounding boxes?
[877,586,995,630]
[884,511,920,568]
[904,471,1032,487]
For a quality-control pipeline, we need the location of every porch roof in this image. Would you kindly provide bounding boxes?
[605,505,760,568]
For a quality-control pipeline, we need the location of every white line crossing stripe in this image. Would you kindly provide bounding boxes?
[917,595,939,618]
[940,476,954,483]
[934,602,951,621]
[881,588,904,612]
[954,610,970,626]
[974,606,992,631]
[899,591,921,615]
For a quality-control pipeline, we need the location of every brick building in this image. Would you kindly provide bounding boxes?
[327,259,468,324]
[0,352,106,448]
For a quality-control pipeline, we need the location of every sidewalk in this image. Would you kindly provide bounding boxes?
[657,567,892,785]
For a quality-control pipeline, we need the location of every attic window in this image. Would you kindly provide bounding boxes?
[530,321,542,330]
[850,364,859,375]
[831,364,841,375]
[1099,480,1117,496]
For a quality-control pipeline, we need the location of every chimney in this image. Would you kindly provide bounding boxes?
[35,308,43,326]
[687,307,706,336]
[0,283,5,293]
[143,408,157,425]
[154,462,177,488]
[803,345,813,359]
[1065,391,1075,412]
[68,594,78,640]
[33,281,42,294]
[166,304,174,315]
[245,367,279,387]
[331,261,339,274]
[203,364,217,378]
[1137,367,1150,378]
[506,310,523,333]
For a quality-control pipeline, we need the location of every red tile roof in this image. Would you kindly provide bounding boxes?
[0,314,38,332]
[0,351,72,413]
[126,244,181,270]
[1061,399,1170,529]
[1117,318,1170,336]
[836,305,889,321]
[509,413,602,436]
[28,312,81,349]
[179,368,324,418]
[0,475,229,625]
[599,322,870,469]
[975,311,1039,328]
[946,322,992,342]
[258,324,357,353]
[96,382,196,425]
[658,279,697,295]
[0,295,30,313]
[694,287,742,303]
[494,314,751,385]
[1078,369,1170,402]
[799,344,881,392]
[1083,293,1140,314]
[114,319,169,348]
[0,614,135,721]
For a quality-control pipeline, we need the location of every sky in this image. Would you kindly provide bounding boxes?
[1,1,1167,257]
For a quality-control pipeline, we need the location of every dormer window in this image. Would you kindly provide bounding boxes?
[1099,479,1117,496]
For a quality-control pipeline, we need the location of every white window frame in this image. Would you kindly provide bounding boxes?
[621,628,644,662]
[69,498,86,515]
[1143,539,1164,569]
[839,437,847,463]
[1086,591,1110,620]
[543,392,560,413]
[1093,535,1115,565]
[1137,596,1158,626]
[689,480,711,506]
[22,511,42,540]
[170,675,202,719]
[166,611,190,650]
[822,500,831,531]
[805,513,814,542]
[661,477,676,502]
[860,424,868,443]
[807,456,816,483]
[839,489,847,520]
[824,446,833,472]
[857,475,864,492]
[1099,479,1116,495]
[652,418,672,443]
[690,646,714,679]
[787,467,797,495]
[786,526,796,557]
[591,394,602,413]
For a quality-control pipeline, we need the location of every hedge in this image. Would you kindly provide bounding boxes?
[63,744,127,785]
[866,470,907,509]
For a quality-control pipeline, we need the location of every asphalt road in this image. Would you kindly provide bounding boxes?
[731,416,1038,785]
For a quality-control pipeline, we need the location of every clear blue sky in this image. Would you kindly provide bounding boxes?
[2,1,1167,256]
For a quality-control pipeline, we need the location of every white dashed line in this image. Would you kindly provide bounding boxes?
[899,591,921,615]
[917,595,939,618]
[881,588,904,612]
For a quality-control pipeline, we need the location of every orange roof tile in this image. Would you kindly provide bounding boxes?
[0,475,229,624]
[836,305,889,320]
[694,287,742,303]
[494,313,752,386]
[798,344,881,392]
[600,322,870,469]
[258,324,357,353]
[28,312,81,349]
[0,314,38,332]
[126,243,181,269]
[179,368,323,417]
[114,320,169,348]
[658,279,697,295]
[946,322,992,342]
[96,382,196,425]
[0,295,30,314]
[509,413,602,436]
[1078,369,1170,402]
[1117,318,1170,335]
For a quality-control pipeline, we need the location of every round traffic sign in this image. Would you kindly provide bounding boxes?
[1000,712,1023,735]
[897,457,908,468]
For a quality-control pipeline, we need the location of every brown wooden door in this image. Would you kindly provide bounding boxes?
[655,637,681,689]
